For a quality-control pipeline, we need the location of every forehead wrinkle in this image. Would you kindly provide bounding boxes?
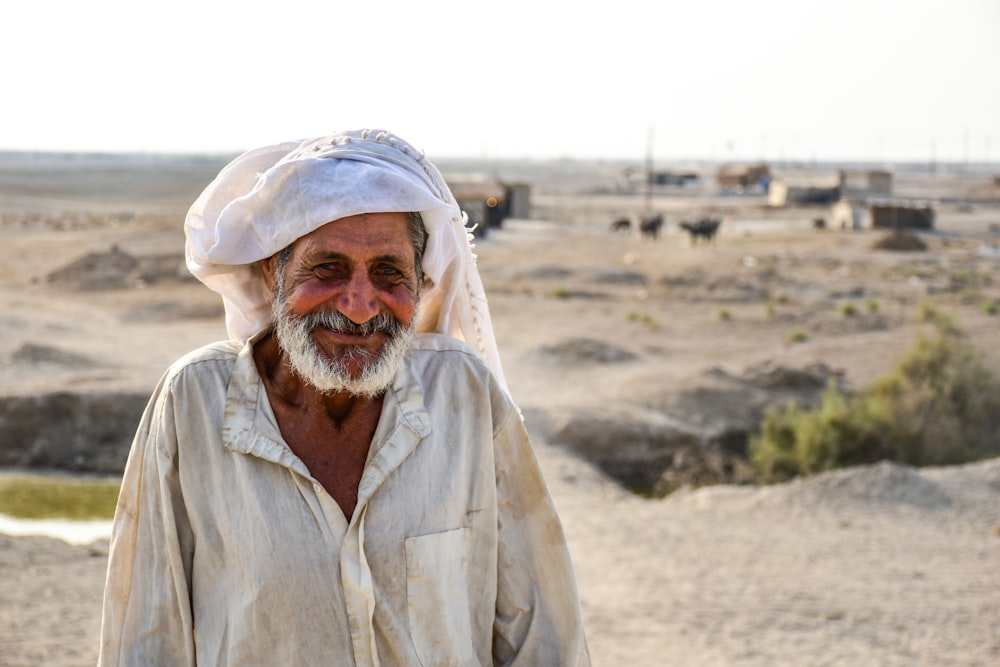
[293,218,412,260]
[297,248,413,268]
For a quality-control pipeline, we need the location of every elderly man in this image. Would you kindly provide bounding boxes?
[98,129,590,666]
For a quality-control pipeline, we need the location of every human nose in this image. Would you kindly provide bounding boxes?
[337,270,380,324]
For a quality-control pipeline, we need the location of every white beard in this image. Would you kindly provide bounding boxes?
[271,286,416,398]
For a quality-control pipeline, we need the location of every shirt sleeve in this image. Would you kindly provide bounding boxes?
[98,374,197,666]
[491,407,591,666]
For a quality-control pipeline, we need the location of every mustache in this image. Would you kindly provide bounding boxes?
[297,308,405,338]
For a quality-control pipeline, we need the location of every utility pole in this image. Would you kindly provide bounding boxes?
[645,125,654,215]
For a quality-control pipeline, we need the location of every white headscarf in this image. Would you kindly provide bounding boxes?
[184,128,506,390]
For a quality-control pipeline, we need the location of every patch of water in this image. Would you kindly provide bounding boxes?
[0,514,112,544]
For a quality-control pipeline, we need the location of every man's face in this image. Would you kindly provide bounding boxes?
[267,212,420,397]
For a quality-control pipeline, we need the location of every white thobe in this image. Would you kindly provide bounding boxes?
[98,333,590,666]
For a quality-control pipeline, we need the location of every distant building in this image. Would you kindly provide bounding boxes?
[651,170,700,187]
[870,203,934,229]
[838,169,893,199]
[826,169,909,228]
[768,169,896,208]
[618,167,700,190]
[504,182,532,219]
[716,163,770,190]
[830,198,935,230]
[767,174,841,207]
[830,200,865,230]
[445,174,531,237]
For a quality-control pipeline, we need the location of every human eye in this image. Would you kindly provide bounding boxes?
[374,263,402,276]
[370,266,401,286]
[314,261,348,279]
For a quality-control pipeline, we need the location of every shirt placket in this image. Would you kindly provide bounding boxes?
[339,381,431,666]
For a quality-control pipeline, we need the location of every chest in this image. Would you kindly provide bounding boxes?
[272,406,380,519]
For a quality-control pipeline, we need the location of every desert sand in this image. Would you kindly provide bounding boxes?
[1,154,999,666]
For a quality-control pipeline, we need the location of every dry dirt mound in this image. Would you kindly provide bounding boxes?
[0,392,147,473]
[8,343,97,368]
[46,246,138,290]
[536,337,638,364]
[542,406,707,489]
[517,265,574,281]
[541,361,843,493]
[584,267,648,286]
[46,246,193,291]
[791,460,953,510]
[664,456,1000,526]
[121,300,224,323]
[660,267,777,303]
[656,361,844,449]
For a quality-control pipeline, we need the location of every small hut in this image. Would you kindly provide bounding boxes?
[830,200,866,230]
[830,199,934,230]
[767,174,841,207]
[445,174,532,237]
[503,182,532,219]
[870,203,934,229]
[838,169,893,198]
[716,163,770,191]
[651,170,700,187]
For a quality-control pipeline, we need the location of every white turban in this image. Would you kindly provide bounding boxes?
[184,128,506,390]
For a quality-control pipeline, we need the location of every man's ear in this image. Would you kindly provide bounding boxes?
[260,256,278,298]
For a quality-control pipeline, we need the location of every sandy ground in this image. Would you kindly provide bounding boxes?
[1,159,1000,665]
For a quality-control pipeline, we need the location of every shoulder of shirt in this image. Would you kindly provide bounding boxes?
[163,339,242,380]
[404,333,501,388]
[406,333,508,395]
[407,333,490,366]
[405,333,520,430]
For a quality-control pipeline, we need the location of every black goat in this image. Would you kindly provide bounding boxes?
[639,214,664,239]
[610,217,631,233]
[679,217,722,244]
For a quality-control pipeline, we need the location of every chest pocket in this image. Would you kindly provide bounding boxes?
[405,527,475,666]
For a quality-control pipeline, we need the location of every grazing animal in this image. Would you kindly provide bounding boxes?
[680,217,722,244]
[610,217,631,233]
[639,214,664,239]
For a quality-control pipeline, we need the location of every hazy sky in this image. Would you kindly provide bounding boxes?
[3,0,998,163]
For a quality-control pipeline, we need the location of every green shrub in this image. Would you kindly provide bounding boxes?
[718,307,732,321]
[916,298,940,323]
[750,382,905,483]
[916,299,963,337]
[627,310,658,330]
[839,302,858,317]
[751,312,1000,482]
[982,299,1000,315]
[787,328,808,343]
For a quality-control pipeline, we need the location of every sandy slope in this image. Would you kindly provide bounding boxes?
[2,450,998,666]
[543,448,1000,666]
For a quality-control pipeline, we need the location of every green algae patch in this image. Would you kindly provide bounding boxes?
[0,472,120,520]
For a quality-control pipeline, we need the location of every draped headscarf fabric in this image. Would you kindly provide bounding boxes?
[184,129,506,390]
